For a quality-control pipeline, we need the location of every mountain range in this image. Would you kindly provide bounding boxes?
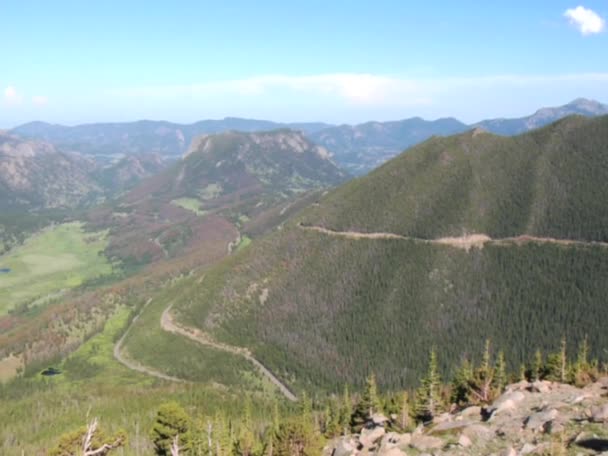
[10,98,608,175]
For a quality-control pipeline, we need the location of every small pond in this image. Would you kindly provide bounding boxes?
[41,367,62,376]
[0,268,11,274]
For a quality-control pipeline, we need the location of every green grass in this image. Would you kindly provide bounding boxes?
[122,277,280,393]
[170,197,207,215]
[0,222,113,315]
[236,235,252,252]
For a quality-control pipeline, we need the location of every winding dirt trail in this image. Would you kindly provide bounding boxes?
[113,299,186,383]
[161,304,297,401]
[299,224,608,251]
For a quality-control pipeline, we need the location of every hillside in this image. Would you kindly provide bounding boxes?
[85,129,346,266]
[0,133,103,210]
[170,115,608,391]
[0,132,172,212]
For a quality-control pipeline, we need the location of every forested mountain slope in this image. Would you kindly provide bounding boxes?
[173,115,608,391]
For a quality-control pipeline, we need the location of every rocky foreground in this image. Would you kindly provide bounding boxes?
[326,378,608,456]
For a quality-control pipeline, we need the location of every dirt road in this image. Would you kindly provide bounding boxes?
[161,304,297,401]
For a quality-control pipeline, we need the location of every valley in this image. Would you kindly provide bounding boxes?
[1,111,608,455]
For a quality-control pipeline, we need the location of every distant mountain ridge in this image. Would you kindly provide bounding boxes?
[473,98,608,135]
[0,132,170,211]
[11,118,332,159]
[10,98,608,175]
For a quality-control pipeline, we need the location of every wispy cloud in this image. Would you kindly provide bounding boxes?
[106,74,433,107]
[106,72,608,108]
[564,6,605,35]
[4,86,23,104]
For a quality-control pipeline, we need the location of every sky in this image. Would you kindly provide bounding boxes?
[1,1,607,127]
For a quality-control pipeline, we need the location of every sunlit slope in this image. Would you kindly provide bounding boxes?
[172,115,608,390]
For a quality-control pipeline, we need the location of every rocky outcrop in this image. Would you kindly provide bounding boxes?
[325,378,608,455]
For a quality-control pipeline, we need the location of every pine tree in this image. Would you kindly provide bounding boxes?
[323,397,341,438]
[414,349,442,422]
[338,385,352,435]
[234,397,258,456]
[450,357,473,406]
[213,412,233,456]
[494,351,507,393]
[350,373,383,431]
[150,402,191,456]
[398,391,410,431]
[469,340,494,403]
[533,349,544,381]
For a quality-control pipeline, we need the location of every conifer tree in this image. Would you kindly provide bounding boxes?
[350,373,383,431]
[546,338,568,383]
[213,412,233,456]
[150,402,191,456]
[494,351,507,393]
[414,349,442,422]
[470,340,494,403]
[339,385,352,435]
[533,349,544,381]
[398,391,410,431]
[323,397,341,438]
[450,357,473,406]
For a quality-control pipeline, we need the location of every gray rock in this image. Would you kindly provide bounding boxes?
[490,391,526,416]
[409,434,444,451]
[529,380,552,394]
[431,420,473,433]
[520,442,537,454]
[378,432,405,452]
[378,448,407,456]
[500,447,517,456]
[458,405,482,420]
[458,434,472,448]
[331,438,357,456]
[359,425,385,448]
[587,403,608,422]
[370,413,390,426]
[524,408,559,432]
[462,423,494,442]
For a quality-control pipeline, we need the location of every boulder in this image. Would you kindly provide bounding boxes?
[409,434,444,451]
[331,438,357,456]
[458,434,472,448]
[378,448,406,456]
[370,413,390,426]
[500,447,517,456]
[524,408,559,432]
[489,391,526,417]
[529,380,552,394]
[457,405,482,420]
[461,423,494,442]
[359,425,385,448]
[431,420,473,433]
[378,432,406,452]
[587,403,608,422]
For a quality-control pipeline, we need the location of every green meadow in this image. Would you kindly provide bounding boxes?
[170,197,207,215]
[0,222,113,315]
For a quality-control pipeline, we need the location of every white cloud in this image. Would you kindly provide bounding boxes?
[32,95,49,106]
[106,72,608,110]
[564,6,605,35]
[4,86,23,104]
[107,74,434,106]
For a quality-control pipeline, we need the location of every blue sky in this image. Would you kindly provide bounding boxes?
[1,1,607,127]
